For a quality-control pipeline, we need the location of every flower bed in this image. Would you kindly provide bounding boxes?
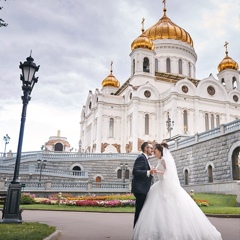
[36,194,135,207]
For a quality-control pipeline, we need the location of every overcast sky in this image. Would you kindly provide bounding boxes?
[0,0,239,153]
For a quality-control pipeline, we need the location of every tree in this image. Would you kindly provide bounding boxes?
[0,0,7,27]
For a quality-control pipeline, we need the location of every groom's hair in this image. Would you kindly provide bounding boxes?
[141,142,149,152]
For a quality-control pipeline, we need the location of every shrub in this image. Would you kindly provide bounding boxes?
[20,193,36,204]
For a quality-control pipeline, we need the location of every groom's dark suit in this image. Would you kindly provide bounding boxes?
[132,153,153,227]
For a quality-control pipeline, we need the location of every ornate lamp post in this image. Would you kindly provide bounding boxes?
[37,159,47,186]
[3,134,10,157]
[166,115,174,138]
[2,54,39,223]
[120,163,128,183]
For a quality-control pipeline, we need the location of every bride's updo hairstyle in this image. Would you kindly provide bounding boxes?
[155,144,163,156]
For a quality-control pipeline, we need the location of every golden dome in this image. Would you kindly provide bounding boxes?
[131,18,155,51]
[102,62,120,88]
[144,7,193,47]
[218,42,239,72]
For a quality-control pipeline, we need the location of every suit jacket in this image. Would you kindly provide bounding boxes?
[131,153,153,194]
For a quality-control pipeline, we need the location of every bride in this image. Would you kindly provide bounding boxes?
[132,143,223,240]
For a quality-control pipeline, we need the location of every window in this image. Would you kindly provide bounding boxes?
[133,59,135,74]
[55,143,63,152]
[188,62,191,77]
[178,59,182,74]
[109,118,114,138]
[183,110,188,133]
[216,115,220,127]
[89,102,92,109]
[117,169,122,179]
[155,58,158,72]
[211,114,214,129]
[145,114,149,135]
[233,77,237,89]
[73,166,81,176]
[166,58,171,73]
[232,147,240,180]
[96,176,101,188]
[221,78,225,86]
[184,169,189,185]
[205,113,209,131]
[143,57,150,72]
[125,169,130,179]
[208,165,213,182]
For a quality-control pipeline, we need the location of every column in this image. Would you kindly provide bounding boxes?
[132,99,139,152]
[96,103,103,153]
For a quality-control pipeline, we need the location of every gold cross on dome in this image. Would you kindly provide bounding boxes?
[110,61,113,73]
[162,0,166,9]
[224,41,229,55]
[141,18,145,33]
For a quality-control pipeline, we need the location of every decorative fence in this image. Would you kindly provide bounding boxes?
[0,180,130,193]
[169,119,240,150]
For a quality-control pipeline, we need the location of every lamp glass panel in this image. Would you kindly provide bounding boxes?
[23,65,35,82]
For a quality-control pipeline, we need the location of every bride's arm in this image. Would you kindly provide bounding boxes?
[156,159,166,174]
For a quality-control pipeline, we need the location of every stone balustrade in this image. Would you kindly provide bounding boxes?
[0,180,131,194]
[170,119,240,150]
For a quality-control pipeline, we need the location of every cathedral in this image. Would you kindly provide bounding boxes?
[80,3,240,154]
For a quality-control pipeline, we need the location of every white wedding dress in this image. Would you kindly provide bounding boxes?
[132,148,223,240]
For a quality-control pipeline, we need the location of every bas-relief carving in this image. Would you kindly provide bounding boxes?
[112,144,121,153]
[125,142,133,153]
[101,143,109,153]
[138,138,158,151]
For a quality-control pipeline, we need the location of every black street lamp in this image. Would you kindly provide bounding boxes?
[3,134,10,157]
[37,159,47,186]
[120,163,128,183]
[2,54,39,223]
[166,115,174,138]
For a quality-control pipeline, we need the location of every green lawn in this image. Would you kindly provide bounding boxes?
[194,193,240,215]
[0,222,56,240]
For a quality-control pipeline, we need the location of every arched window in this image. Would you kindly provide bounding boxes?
[166,58,171,73]
[233,77,237,89]
[232,147,240,180]
[55,143,63,152]
[109,118,114,138]
[183,110,188,133]
[143,57,150,72]
[221,78,225,86]
[133,59,135,74]
[89,102,92,109]
[125,169,130,179]
[188,62,191,77]
[178,59,182,74]
[184,169,189,185]
[216,115,220,127]
[205,113,209,131]
[73,166,81,176]
[117,169,122,179]
[211,114,214,129]
[155,58,158,72]
[208,165,213,182]
[96,176,101,188]
[145,114,149,135]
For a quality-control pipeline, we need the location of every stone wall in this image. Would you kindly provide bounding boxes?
[170,127,240,194]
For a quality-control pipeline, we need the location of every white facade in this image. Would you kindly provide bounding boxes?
[80,8,240,154]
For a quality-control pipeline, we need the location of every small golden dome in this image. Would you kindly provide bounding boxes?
[131,18,155,51]
[102,62,120,88]
[218,42,239,72]
[144,7,193,47]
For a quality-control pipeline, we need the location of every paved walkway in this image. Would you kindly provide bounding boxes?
[23,210,240,240]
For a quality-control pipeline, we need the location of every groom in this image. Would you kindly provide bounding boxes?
[131,142,156,227]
